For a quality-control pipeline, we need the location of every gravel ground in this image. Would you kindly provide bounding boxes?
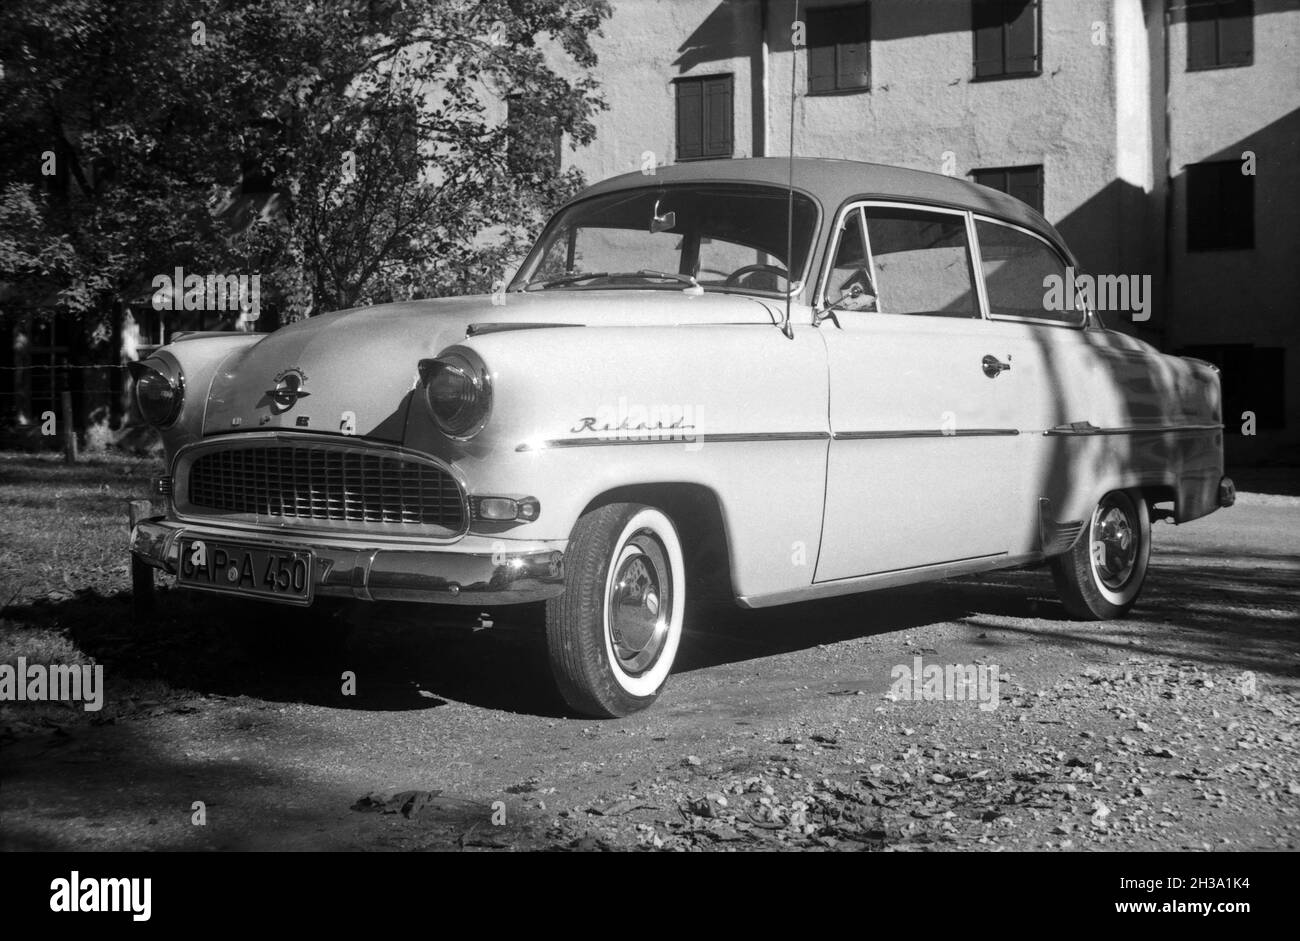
[1,457,1296,851]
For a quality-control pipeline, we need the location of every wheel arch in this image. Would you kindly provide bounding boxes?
[578,482,737,604]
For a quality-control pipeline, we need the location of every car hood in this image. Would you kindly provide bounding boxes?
[202,289,785,440]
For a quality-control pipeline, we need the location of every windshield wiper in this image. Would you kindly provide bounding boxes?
[522,271,610,291]
[523,270,703,292]
[621,269,701,289]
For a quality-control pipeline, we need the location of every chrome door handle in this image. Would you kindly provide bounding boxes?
[982,354,1011,378]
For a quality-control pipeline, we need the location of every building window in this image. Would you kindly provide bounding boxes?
[807,3,871,94]
[675,75,733,161]
[971,165,1044,214]
[1186,159,1254,251]
[1187,0,1253,71]
[972,0,1041,79]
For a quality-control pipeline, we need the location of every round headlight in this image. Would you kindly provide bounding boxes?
[132,361,184,427]
[424,348,491,439]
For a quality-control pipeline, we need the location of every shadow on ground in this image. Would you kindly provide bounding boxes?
[5,542,1296,719]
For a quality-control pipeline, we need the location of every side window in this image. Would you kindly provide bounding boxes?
[976,219,1080,324]
[825,209,876,310]
[862,207,978,317]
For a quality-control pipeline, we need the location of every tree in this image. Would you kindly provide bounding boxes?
[223,0,609,313]
[0,0,610,324]
[0,0,249,425]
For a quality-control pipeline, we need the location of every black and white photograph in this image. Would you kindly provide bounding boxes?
[0,0,1296,906]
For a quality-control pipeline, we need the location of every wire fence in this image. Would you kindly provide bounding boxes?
[0,364,128,370]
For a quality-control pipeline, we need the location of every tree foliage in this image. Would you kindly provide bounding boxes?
[0,0,610,324]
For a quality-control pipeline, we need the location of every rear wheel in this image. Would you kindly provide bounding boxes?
[1050,489,1151,620]
[545,503,685,717]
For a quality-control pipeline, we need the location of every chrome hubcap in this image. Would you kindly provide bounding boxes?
[1090,496,1138,590]
[608,531,672,677]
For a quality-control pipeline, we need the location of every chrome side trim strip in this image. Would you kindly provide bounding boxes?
[516,431,831,451]
[1044,423,1223,437]
[516,428,1025,451]
[832,428,1019,440]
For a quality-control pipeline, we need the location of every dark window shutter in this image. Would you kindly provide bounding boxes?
[837,6,871,89]
[807,9,838,93]
[973,0,1038,77]
[808,44,836,92]
[837,40,870,88]
[1186,162,1219,250]
[676,76,732,161]
[1187,1,1218,69]
[1219,161,1254,248]
[807,4,869,92]
[1188,0,1253,70]
[1218,0,1254,66]
[972,0,1004,77]
[704,77,733,157]
[1004,0,1039,73]
[1006,165,1044,214]
[676,81,703,161]
[1187,160,1254,251]
[972,165,1044,214]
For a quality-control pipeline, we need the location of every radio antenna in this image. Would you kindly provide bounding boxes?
[781,0,800,340]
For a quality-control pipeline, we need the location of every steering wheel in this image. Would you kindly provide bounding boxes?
[724,263,789,288]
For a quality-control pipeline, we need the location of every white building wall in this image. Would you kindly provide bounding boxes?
[552,0,1297,456]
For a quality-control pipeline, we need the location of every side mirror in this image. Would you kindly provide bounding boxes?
[815,282,874,327]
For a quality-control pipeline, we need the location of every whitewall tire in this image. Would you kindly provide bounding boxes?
[546,503,686,717]
[1050,488,1151,620]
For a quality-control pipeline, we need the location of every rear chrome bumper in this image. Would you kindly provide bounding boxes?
[129,517,565,605]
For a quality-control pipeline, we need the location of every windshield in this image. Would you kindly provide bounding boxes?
[510,183,820,297]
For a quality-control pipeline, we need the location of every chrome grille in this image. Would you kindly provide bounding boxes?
[186,443,464,530]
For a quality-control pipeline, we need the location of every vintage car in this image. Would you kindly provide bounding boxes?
[129,157,1233,717]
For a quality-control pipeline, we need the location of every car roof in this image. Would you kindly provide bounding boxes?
[571,157,1064,249]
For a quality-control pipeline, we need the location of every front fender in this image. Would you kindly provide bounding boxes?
[407,324,833,599]
[143,333,262,455]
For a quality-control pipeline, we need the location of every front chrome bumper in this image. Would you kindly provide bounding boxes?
[129,517,565,605]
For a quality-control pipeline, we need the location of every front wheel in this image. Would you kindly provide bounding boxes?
[1050,488,1151,620]
[545,503,686,717]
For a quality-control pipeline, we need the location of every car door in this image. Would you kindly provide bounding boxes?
[814,202,1028,583]
[972,215,1097,555]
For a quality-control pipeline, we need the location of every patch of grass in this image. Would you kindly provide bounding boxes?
[0,450,164,607]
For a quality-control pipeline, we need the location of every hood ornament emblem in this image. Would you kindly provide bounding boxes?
[266,367,310,412]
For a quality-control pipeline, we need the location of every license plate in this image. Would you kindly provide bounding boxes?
[177,538,313,605]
